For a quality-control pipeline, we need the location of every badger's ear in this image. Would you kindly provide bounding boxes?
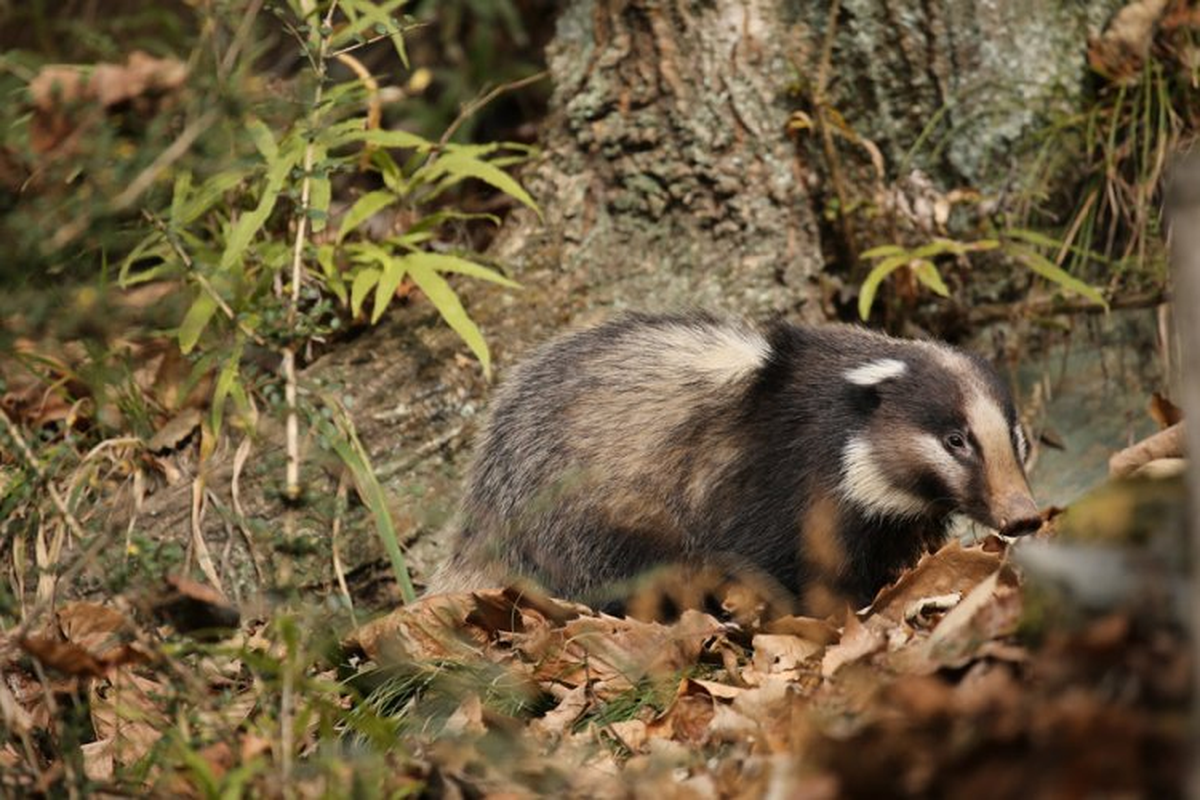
[843,358,908,388]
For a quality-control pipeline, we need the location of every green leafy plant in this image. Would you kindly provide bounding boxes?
[858,229,1109,321]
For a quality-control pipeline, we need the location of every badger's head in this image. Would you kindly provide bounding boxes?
[838,350,1041,537]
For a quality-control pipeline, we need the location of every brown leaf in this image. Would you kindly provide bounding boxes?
[821,613,885,678]
[867,540,1007,624]
[1149,392,1183,429]
[89,669,170,768]
[18,636,107,678]
[57,602,129,655]
[146,409,202,453]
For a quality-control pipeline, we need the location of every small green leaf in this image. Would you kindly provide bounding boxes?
[336,190,397,244]
[179,292,219,354]
[406,260,491,376]
[310,177,331,233]
[912,259,950,296]
[371,257,408,323]
[1007,245,1108,309]
[169,172,193,226]
[857,254,910,320]
[422,150,540,216]
[349,128,433,152]
[1005,227,1064,250]
[176,170,243,227]
[246,119,278,161]
[219,141,301,273]
[211,343,244,439]
[860,244,908,260]
[406,251,520,289]
[316,244,347,304]
[350,268,381,318]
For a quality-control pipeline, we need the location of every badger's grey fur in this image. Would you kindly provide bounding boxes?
[431,313,1040,610]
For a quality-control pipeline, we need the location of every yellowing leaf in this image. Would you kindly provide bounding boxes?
[426,150,540,216]
[912,259,950,296]
[351,128,433,152]
[371,257,408,324]
[1008,245,1108,309]
[858,254,910,320]
[406,260,491,377]
[407,252,520,289]
[178,292,218,354]
[350,268,381,318]
[336,190,397,245]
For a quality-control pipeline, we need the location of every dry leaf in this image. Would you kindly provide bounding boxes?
[821,614,885,678]
[868,541,1006,623]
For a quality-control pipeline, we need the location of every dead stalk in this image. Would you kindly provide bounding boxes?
[283,0,341,504]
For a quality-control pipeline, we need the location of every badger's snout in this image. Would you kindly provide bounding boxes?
[995,492,1042,537]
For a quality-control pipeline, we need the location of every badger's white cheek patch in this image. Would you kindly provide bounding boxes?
[839,435,928,519]
[844,358,907,387]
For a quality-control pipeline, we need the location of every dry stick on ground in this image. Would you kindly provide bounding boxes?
[437,70,551,149]
[1108,421,1186,478]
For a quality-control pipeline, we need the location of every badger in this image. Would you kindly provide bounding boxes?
[430,313,1040,612]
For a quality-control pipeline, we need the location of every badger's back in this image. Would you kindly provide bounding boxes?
[444,314,773,597]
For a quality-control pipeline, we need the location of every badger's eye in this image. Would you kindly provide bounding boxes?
[944,432,968,452]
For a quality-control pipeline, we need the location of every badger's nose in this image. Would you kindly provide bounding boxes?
[997,493,1042,537]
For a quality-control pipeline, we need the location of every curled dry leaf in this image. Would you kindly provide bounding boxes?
[867,540,1007,624]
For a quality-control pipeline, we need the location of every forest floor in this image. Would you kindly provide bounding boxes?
[0,514,1189,797]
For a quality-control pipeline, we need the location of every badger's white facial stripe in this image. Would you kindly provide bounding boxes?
[844,358,908,387]
[1014,424,1029,464]
[840,435,927,519]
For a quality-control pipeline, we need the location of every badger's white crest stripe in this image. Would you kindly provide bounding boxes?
[844,358,908,386]
[839,435,927,519]
[643,323,769,381]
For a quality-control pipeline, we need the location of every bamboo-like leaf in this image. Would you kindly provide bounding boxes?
[246,118,278,161]
[169,172,192,225]
[336,190,398,244]
[407,251,520,289]
[348,128,433,152]
[422,151,539,216]
[316,244,346,304]
[912,259,950,296]
[218,140,300,273]
[118,234,175,286]
[176,170,244,227]
[309,143,331,233]
[1004,227,1063,250]
[1007,244,1109,309]
[858,254,910,320]
[371,257,408,323]
[179,292,218,354]
[210,342,244,439]
[406,260,491,376]
[350,268,381,318]
[860,244,908,260]
[320,406,416,604]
